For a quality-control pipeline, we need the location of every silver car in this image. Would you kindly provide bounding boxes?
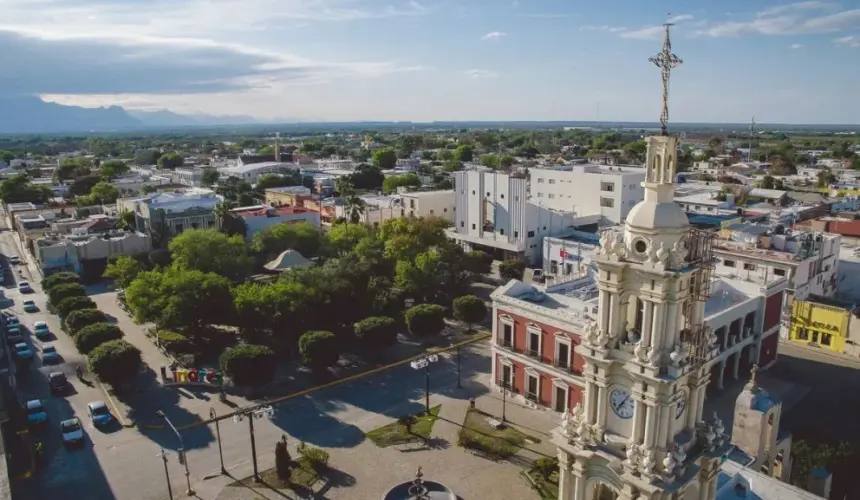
[61,418,84,447]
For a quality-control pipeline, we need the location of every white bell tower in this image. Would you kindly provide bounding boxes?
[553,22,729,500]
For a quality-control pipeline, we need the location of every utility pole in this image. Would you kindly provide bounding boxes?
[159,449,174,500]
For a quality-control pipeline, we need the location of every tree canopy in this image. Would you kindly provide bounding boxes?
[104,256,145,288]
[252,221,322,260]
[372,147,397,170]
[157,152,184,169]
[99,160,130,179]
[88,340,142,386]
[168,229,253,281]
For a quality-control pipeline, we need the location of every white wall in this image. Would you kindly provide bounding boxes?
[401,190,455,220]
[530,166,645,223]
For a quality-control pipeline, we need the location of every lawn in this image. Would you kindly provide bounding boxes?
[525,470,559,500]
[365,405,442,448]
[457,408,539,459]
[230,463,318,491]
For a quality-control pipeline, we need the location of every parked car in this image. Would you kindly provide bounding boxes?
[8,255,20,265]
[26,399,47,425]
[41,344,59,364]
[6,327,22,345]
[32,321,49,340]
[531,269,545,283]
[60,418,84,447]
[14,342,33,359]
[17,281,32,293]
[5,315,20,328]
[49,372,68,394]
[22,301,37,313]
[87,401,112,427]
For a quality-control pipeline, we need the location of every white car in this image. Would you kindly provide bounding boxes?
[61,418,84,447]
[41,344,59,363]
[8,255,20,265]
[33,321,49,339]
[26,399,47,424]
[17,281,32,293]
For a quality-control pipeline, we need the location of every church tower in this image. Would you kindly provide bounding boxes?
[553,22,730,500]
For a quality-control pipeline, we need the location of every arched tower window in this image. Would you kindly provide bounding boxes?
[666,155,674,183]
[652,155,662,183]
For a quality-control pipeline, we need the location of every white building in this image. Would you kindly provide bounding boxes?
[221,161,298,182]
[335,194,401,227]
[231,205,320,240]
[399,190,455,221]
[448,170,581,263]
[118,188,224,239]
[541,230,602,282]
[110,172,171,195]
[530,164,646,223]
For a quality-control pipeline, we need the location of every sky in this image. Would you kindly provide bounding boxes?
[1,0,859,124]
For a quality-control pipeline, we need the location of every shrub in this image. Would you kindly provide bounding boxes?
[64,308,107,335]
[452,295,487,333]
[464,250,492,275]
[404,304,446,337]
[41,272,80,291]
[75,323,124,354]
[148,249,172,268]
[47,282,87,305]
[87,339,142,386]
[298,331,339,370]
[354,316,398,348]
[499,260,526,282]
[55,295,96,317]
[532,457,559,480]
[275,435,292,482]
[157,331,190,353]
[219,344,277,386]
[297,441,330,472]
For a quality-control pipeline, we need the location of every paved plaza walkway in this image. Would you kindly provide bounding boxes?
[207,380,561,500]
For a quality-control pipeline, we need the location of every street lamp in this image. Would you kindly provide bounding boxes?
[233,405,275,483]
[410,354,439,415]
[210,408,226,475]
[157,410,195,496]
[157,448,174,500]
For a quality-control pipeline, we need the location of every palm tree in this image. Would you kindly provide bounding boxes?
[214,201,234,232]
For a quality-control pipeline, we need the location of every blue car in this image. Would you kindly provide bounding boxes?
[26,400,47,425]
[87,401,112,426]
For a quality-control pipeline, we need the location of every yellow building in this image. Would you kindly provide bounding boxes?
[789,299,860,355]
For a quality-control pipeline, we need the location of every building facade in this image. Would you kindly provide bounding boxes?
[788,298,860,356]
[449,170,578,263]
[35,230,152,275]
[530,165,646,223]
[119,188,223,240]
[399,190,455,221]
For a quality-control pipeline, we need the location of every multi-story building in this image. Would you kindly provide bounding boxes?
[540,230,601,283]
[35,229,152,276]
[264,186,313,207]
[530,165,646,223]
[449,170,580,263]
[118,188,223,240]
[221,161,298,183]
[711,223,840,316]
[231,205,320,240]
[399,190,455,221]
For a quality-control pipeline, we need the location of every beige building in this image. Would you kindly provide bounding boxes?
[36,230,152,275]
[399,190,455,221]
[118,188,223,240]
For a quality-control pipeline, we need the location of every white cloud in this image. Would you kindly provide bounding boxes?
[698,4,860,37]
[790,43,805,48]
[619,26,665,40]
[464,69,498,79]
[834,35,860,47]
[668,14,694,23]
[580,25,627,33]
[481,31,506,40]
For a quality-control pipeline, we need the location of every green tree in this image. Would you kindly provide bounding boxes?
[87,340,142,386]
[75,323,124,354]
[149,249,172,267]
[255,173,299,191]
[347,164,385,190]
[623,140,647,163]
[452,295,487,332]
[141,184,158,194]
[201,168,220,187]
[0,150,15,164]
[299,331,340,370]
[464,250,492,275]
[354,316,398,348]
[219,345,277,386]
[372,147,397,170]
[55,296,96,318]
[117,209,136,231]
[169,229,252,281]
[125,268,235,333]
[104,256,145,288]
[157,152,184,169]
[47,282,87,305]
[480,154,500,168]
[56,157,93,181]
[99,160,129,179]
[68,175,101,197]
[0,174,51,203]
[404,304,446,337]
[454,144,474,162]
[499,260,526,282]
[326,223,371,254]
[817,169,835,187]
[382,173,421,194]
[134,149,162,166]
[760,174,775,189]
[499,154,515,167]
[252,221,322,259]
[78,182,119,206]
[42,271,80,290]
[64,309,108,335]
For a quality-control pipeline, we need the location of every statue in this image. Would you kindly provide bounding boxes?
[571,401,584,424]
[641,449,656,475]
[634,340,648,362]
[656,242,670,267]
[584,320,600,346]
[647,345,661,366]
[669,239,689,269]
[647,242,659,264]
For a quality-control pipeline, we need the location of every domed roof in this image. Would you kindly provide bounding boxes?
[625,199,689,230]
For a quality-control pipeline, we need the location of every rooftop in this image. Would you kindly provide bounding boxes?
[224,161,297,175]
[231,205,314,217]
[532,164,646,176]
[265,186,311,195]
[717,459,823,499]
[492,276,599,327]
[400,190,454,198]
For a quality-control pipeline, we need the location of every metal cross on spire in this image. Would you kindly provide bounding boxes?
[649,17,683,136]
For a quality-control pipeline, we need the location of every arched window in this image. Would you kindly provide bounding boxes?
[652,155,662,182]
[665,155,674,182]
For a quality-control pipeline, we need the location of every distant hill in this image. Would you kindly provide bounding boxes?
[0,96,261,134]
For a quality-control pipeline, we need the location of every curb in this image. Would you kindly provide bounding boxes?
[94,379,135,428]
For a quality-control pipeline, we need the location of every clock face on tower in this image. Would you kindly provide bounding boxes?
[610,388,635,419]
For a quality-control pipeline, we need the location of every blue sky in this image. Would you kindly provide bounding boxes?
[1,0,859,123]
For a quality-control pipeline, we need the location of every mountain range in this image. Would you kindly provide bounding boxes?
[0,96,262,134]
